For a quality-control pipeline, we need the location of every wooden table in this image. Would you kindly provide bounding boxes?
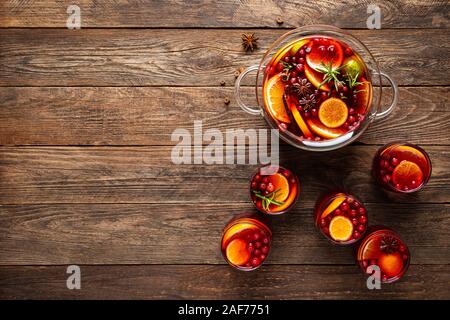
[0,1,449,299]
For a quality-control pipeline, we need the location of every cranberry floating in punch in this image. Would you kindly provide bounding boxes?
[221,214,272,271]
[235,25,398,151]
[357,227,410,283]
[250,165,300,215]
[372,142,432,193]
[314,191,368,245]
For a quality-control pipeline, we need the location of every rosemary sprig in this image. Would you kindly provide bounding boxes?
[345,71,368,94]
[315,61,346,92]
[253,188,285,211]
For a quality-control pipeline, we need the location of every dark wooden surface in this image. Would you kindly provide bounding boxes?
[0,0,449,300]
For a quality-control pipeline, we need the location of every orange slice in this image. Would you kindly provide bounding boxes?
[392,160,423,187]
[264,74,291,123]
[306,38,344,71]
[329,216,353,241]
[306,118,346,139]
[272,39,309,65]
[226,239,250,266]
[304,63,330,91]
[269,173,290,203]
[321,194,346,219]
[354,78,372,111]
[222,223,256,245]
[318,98,348,128]
[361,237,381,260]
[391,145,428,169]
[288,100,313,139]
[379,253,403,277]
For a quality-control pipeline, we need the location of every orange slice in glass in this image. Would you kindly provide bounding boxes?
[264,74,291,123]
[361,237,381,260]
[329,216,353,241]
[391,146,428,170]
[226,239,250,266]
[392,160,423,187]
[318,98,348,128]
[321,194,346,219]
[222,223,256,246]
[379,253,403,277]
[269,173,290,203]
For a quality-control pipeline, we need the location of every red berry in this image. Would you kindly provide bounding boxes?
[262,246,269,254]
[353,231,360,239]
[255,241,262,249]
[290,70,298,78]
[358,207,366,215]
[347,198,354,204]
[276,63,284,72]
[283,56,290,63]
[391,157,399,166]
[298,57,305,64]
[348,115,356,124]
[255,200,262,209]
[385,174,391,183]
[370,259,377,266]
[259,183,267,191]
[303,111,310,118]
[348,108,355,115]
[410,180,417,188]
[254,249,261,256]
[266,183,275,193]
[399,245,406,253]
[248,245,254,254]
[350,209,357,217]
[262,237,269,245]
[254,174,262,182]
[260,254,266,261]
[253,232,261,241]
[382,275,388,282]
[358,224,365,232]
[343,122,349,129]
[322,227,330,235]
[251,181,258,189]
[352,218,358,226]
[245,262,252,268]
[295,64,305,73]
[262,177,269,184]
[340,202,349,211]
[344,47,353,56]
[289,77,297,85]
[388,166,394,173]
[402,254,408,261]
[298,49,305,57]
[380,159,388,169]
[359,215,367,224]
[311,108,318,117]
[352,201,360,209]
[251,257,261,267]
[320,218,327,227]
[328,45,335,53]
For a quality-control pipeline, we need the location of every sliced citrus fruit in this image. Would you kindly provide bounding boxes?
[304,63,330,91]
[263,74,291,123]
[269,173,290,203]
[272,39,310,65]
[306,39,343,70]
[392,160,423,187]
[226,239,250,266]
[287,100,314,139]
[379,253,403,277]
[306,118,346,139]
[390,146,428,169]
[321,194,346,219]
[361,237,381,260]
[354,78,372,111]
[318,98,348,128]
[270,177,299,213]
[222,223,256,245]
[343,56,363,78]
[329,216,353,241]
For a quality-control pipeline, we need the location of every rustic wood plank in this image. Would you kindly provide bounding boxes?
[0,29,448,86]
[0,87,448,146]
[0,146,447,205]
[0,0,448,28]
[1,265,449,299]
[0,203,448,265]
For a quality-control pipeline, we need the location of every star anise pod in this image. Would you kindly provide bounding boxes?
[380,236,399,254]
[299,93,317,111]
[241,33,258,52]
[292,78,313,96]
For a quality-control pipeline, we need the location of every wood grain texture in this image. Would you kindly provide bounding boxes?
[0,86,448,146]
[0,0,448,28]
[0,146,448,205]
[0,203,448,265]
[0,29,449,86]
[1,265,449,299]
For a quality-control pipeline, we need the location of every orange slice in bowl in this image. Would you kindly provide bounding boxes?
[321,194,346,219]
[287,100,314,139]
[354,78,372,111]
[392,160,423,187]
[306,39,344,71]
[306,118,346,139]
[226,239,250,266]
[304,63,330,91]
[329,216,353,242]
[318,98,348,128]
[264,74,291,123]
[379,253,403,277]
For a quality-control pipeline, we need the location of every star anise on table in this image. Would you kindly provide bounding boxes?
[299,93,317,111]
[241,33,258,52]
[380,236,399,254]
[292,78,313,96]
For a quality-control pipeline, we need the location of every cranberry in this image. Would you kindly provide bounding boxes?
[303,111,310,118]
[318,45,326,53]
[254,174,262,182]
[266,183,274,193]
[344,47,353,56]
[353,231,360,239]
[260,254,266,261]
[358,224,365,232]
[348,115,356,124]
[352,201,360,209]
[404,186,409,191]
[297,105,303,112]
[343,122,349,129]
[251,181,258,189]
[254,249,261,256]
[395,183,401,190]
[411,180,417,188]
[253,232,261,241]
[334,208,342,216]
[305,46,311,53]
[342,86,349,93]
[402,254,408,261]
[382,275,388,282]
[340,202,349,211]
[298,49,305,57]
[321,91,328,99]
[290,70,298,78]
[322,227,330,235]
[283,56,290,63]
[399,245,406,253]
[259,183,267,191]
[262,246,269,254]
[359,216,367,224]
[248,245,254,254]
[382,153,391,161]
[262,177,269,184]
[347,197,354,204]
[298,57,305,64]
[262,237,269,245]
[251,257,261,267]
[289,77,297,85]
[388,166,394,173]
[352,218,358,226]
[282,170,290,178]
[370,259,378,266]
[245,262,252,268]
[350,209,357,217]
[391,157,399,166]
[358,207,366,215]
[255,200,262,210]
[320,218,327,227]
[348,108,355,115]
[295,64,304,73]
[290,56,298,64]
[311,108,318,117]
[255,241,262,249]
[328,45,335,53]
[380,159,389,169]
